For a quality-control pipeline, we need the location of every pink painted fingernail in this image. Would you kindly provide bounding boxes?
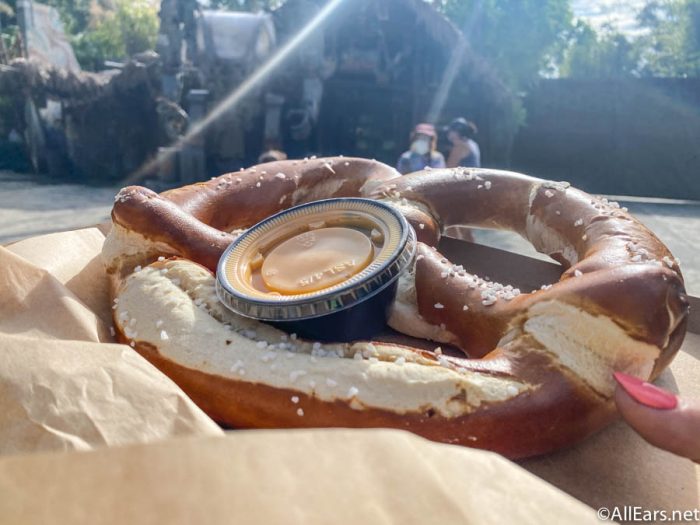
[613,371,678,410]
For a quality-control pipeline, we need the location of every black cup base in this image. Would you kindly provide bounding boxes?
[269,281,399,343]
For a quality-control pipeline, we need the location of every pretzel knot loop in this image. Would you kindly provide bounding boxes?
[103,157,688,458]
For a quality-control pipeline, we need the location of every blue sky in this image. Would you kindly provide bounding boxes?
[571,0,649,36]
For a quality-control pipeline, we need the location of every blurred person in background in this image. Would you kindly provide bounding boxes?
[446,118,481,168]
[258,149,288,164]
[396,123,445,175]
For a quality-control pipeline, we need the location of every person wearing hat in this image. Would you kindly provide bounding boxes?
[446,118,481,168]
[396,123,446,175]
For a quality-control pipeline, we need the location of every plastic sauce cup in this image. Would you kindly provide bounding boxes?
[216,198,415,342]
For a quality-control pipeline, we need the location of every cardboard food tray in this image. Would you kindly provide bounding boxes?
[0,227,698,524]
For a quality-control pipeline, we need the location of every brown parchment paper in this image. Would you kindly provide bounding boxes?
[0,228,223,455]
[523,336,700,515]
[1,227,699,523]
[0,430,600,525]
[438,237,700,514]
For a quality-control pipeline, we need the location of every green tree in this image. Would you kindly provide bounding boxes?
[635,0,700,77]
[435,0,574,88]
[0,1,19,62]
[0,0,157,70]
[559,21,640,77]
[71,0,158,70]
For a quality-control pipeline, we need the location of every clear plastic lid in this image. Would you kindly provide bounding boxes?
[216,198,416,321]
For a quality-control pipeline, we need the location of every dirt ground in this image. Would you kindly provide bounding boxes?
[2,170,699,295]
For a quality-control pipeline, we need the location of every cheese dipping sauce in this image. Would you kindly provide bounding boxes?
[216,198,415,341]
[261,227,374,294]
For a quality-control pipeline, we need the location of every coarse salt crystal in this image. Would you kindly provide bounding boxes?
[261,352,277,362]
[160,330,169,341]
[462,305,469,311]
[289,370,307,382]
[395,356,406,365]
[434,303,444,309]
[296,408,304,417]
[347,386,359,398]
[484,181,492,190]
[544,190,554,198]
[291,396,299,404]
[574,269,583,277]
[275,172,286,180]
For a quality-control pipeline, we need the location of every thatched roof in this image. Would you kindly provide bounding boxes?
[0,53,159,104]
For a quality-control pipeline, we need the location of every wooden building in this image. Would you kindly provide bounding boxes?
[268,0,517,168]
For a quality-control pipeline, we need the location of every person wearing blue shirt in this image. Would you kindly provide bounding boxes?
[396,123,446,175]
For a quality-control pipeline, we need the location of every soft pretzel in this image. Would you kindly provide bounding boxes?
[102,157,688,458]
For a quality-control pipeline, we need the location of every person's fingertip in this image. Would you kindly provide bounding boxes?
[612,371,677,410]
[614,378,700,462]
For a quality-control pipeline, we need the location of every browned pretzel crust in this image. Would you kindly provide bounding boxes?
[382,169,687,376]
[103,159,688,458]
